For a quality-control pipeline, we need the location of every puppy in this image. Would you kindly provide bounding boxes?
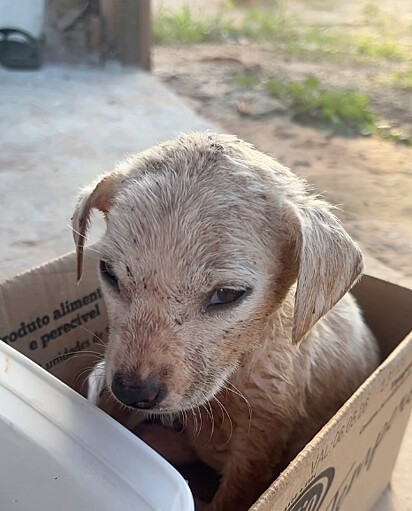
[73,133,379,511]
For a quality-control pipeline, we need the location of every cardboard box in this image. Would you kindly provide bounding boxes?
[1,248,412,511]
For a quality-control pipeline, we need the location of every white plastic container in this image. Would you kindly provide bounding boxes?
[0,342,194,511]
[0,0,45,38]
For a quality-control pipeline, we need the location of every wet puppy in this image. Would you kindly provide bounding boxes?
[73,133,379,511]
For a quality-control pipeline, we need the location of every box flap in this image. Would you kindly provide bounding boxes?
[251,329,412,511]
[352,275,412,358]
[0,248,108,393]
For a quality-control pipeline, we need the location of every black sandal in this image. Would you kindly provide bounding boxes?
[0,28,42,69]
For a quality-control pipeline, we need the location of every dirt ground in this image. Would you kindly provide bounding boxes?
[153,0,412,280]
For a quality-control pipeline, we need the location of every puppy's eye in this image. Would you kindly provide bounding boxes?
[99,260,119,291]
[208,287,249,306]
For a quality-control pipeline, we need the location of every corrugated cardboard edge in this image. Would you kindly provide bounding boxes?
[0,247,107,391]
[0,247,94,287]
[251,327,412,511]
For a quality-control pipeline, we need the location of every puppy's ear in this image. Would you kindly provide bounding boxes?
[288,200,363,345]
[71,172,120,282]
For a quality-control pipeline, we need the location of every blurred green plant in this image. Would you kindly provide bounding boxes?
[237,8,297,44]
[362,2,381,19]
[355,37,405,61]
[389,66,412,89]
[264,75,411,145]
[296,28,407,62]
[153,5,234,43]
[153,5,408,63]
[264,76,374,131]
[153,4,294,44]
[154,3,304,47]
[362,2,405,38]
[233,74,255,88]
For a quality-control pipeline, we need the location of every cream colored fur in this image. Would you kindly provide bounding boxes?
[74,133,379,511]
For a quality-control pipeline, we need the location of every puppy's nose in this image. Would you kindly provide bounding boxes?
[111,372,165,409]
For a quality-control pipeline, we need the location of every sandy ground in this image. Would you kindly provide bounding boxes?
[153,43,412,282]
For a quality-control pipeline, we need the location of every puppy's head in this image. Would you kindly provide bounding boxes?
[72,133,362,413]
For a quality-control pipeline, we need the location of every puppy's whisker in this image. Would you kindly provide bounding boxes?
[82,246,104,256]
[213,396,225,429]
[71,349,104,358]
[72,324,108,347]
[45,349,103,372]
[204,402,215,444]
[213,396,228,430]
[190,408,197,438]
[68,224,92,243]
[193,406,200,439]
[181,409,188,431]
[225,381,253,431]
[74,362,104,391]
[93,341,108,351]
[214,395,234,444]
[65,229,104,260]
[193,405,203,439]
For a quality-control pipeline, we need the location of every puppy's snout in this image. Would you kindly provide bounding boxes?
[111,372,165,410]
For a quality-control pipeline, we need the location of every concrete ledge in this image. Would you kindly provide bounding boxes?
[0,64,216,281]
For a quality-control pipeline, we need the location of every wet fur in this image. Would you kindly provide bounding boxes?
[74,133,379,511]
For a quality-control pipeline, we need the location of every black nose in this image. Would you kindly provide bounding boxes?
[111,372,165,409]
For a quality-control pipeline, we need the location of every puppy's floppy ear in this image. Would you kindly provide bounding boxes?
[71,172,120,282]
[288,200,364,345]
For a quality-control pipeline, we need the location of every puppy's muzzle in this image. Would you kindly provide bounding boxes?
[111,372,166,410]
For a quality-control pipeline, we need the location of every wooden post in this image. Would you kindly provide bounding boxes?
[116,0,151,70]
